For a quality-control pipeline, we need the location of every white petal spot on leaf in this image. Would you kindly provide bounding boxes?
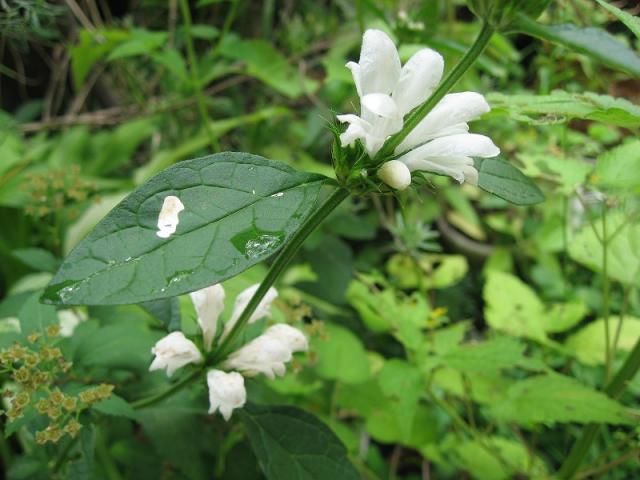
[156,195,185,239]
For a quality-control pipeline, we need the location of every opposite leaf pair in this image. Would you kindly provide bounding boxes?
[149,283,307,420]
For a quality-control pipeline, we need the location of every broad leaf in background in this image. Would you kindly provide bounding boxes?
[43,153,327,305]
[312,323,370,383]
[140,297,181,332]
[488,373,632,425]
[565,317,640,365]
[487,91,640,128]
[592,139,640,193]
[569,213,640,287]
[513,14,640,76]
[239,403,360,480]
[475,157,544,206]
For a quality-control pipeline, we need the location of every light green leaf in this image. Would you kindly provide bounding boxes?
[518,153,591,195]
[313,323,370,383]
[43,153,327,305]
[107,29,168,60]
[543,302,588,333]
[488,91,640,128]
[565,317,640,365]
[484,271,548,342]
[11,248,60,273]
[378,360,424,441]
[434,336,529,374]
[92,394,138,420]
[18,291,58,336]
[569,213,640,287]
[488,373,632,425]
[592,139,640,193]
[513,15,640,76]
[239,403,359,480]
[475,157,545,205]
[70,29,130,87]
[595,0,640,39]
[219,36,318,98]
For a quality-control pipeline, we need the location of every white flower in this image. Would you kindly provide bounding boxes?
[377,160,412,190]
[338,29,499,188]
[222,284,278,338]
[190,284,225,351]
[149,331,203,377]
[206,369,246,421]
[223,324,308,379]
[156,196,185,239]
[57,309,87,337]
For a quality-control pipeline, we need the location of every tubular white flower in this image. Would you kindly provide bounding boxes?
[338,30,499,185]
[223,324,308,379]
[190,284,225,351]
[206,369,246,421]
[223,284,278,337]
[149,331,203,377]
[377,160,412,190]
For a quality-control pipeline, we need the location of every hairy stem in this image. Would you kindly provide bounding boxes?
[213,187,350,361]
[376,21,495,160]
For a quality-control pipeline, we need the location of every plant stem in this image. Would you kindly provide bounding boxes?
[602,210,612,381]
[132,368,202,409]
[376,22,495,160]
[557,337,640,479]
[213,187,350,362]
[179,0,219,151]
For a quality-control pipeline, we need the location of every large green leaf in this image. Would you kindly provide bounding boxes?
[475,157,545,205]
[513,15,640,76]
[312,323,370,384]
[487,91,640,128]
[488,373,632,425]
[239,403,359,480]
[592,139,640,193]
[43,153,327,305]
[594,0,640,39]
[565,317,640,365]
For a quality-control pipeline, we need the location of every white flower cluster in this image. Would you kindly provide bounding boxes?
[338,29,500,190]
[149,283,308,420]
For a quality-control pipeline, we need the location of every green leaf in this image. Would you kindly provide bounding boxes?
[43,153,327,305]
[140,298,181,332]
[92,394,139,420]
[70,29,130,87]
[106,29,168,60]
[487,91,640,128]
[569,213,640,287]
[542,302,588,333]
[239,403,359,480]
[433,336,529,375]
[312,323,370,383]
[592,139,640,193]
[483,271,549,343]
[11,248,60,273]
[595,0,640,39]
[65,426,96,480]
[488,373,632,425]
[475,157,545,205]
[565,317,640,365]
[18,291,58,336]
[218,36,318,98]
[513,15,640,76]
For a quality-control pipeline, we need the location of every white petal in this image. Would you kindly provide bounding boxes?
[207,370,246,420]
[377,160,412,190]
[223,285,278,338]
[401,156,473,183]
[462,165,479,186]
[156,196,185,239]
[361,93,399,119]
[345,61,362,97]
[265,324,309,353]
[402,133,500,161]
[397,92,491,153]
[190,284,225,351]
[149,331,203,377]
[357,29,401,95]
[393,48,444,116]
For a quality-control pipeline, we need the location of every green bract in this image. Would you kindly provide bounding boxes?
[42,153,328,305]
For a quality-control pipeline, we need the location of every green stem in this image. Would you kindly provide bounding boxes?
[375,22,495,160]
[132,368,202,409]
[213,187,350,362]
[557,338,640,479]
[602,210,612,381]
[179,0,219,151]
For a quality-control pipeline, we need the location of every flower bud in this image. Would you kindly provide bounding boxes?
[206,369,246,420]
[149,332,202,377]
[190,284,225,351]
[378,160,412,190]
[224,324,308,379]
[466,0,551,28]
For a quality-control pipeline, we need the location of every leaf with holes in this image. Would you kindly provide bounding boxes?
[42,152,328,305]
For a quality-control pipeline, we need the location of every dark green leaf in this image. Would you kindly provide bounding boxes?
[239,403,359,480]
[11,248,60,273]
[92,394,139,420]
[43,153,327,305]
[513,15,640,76]
[65,426,96,480]
[140,298,181,331]
[18,291,58,336]
[476,157,545,205]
